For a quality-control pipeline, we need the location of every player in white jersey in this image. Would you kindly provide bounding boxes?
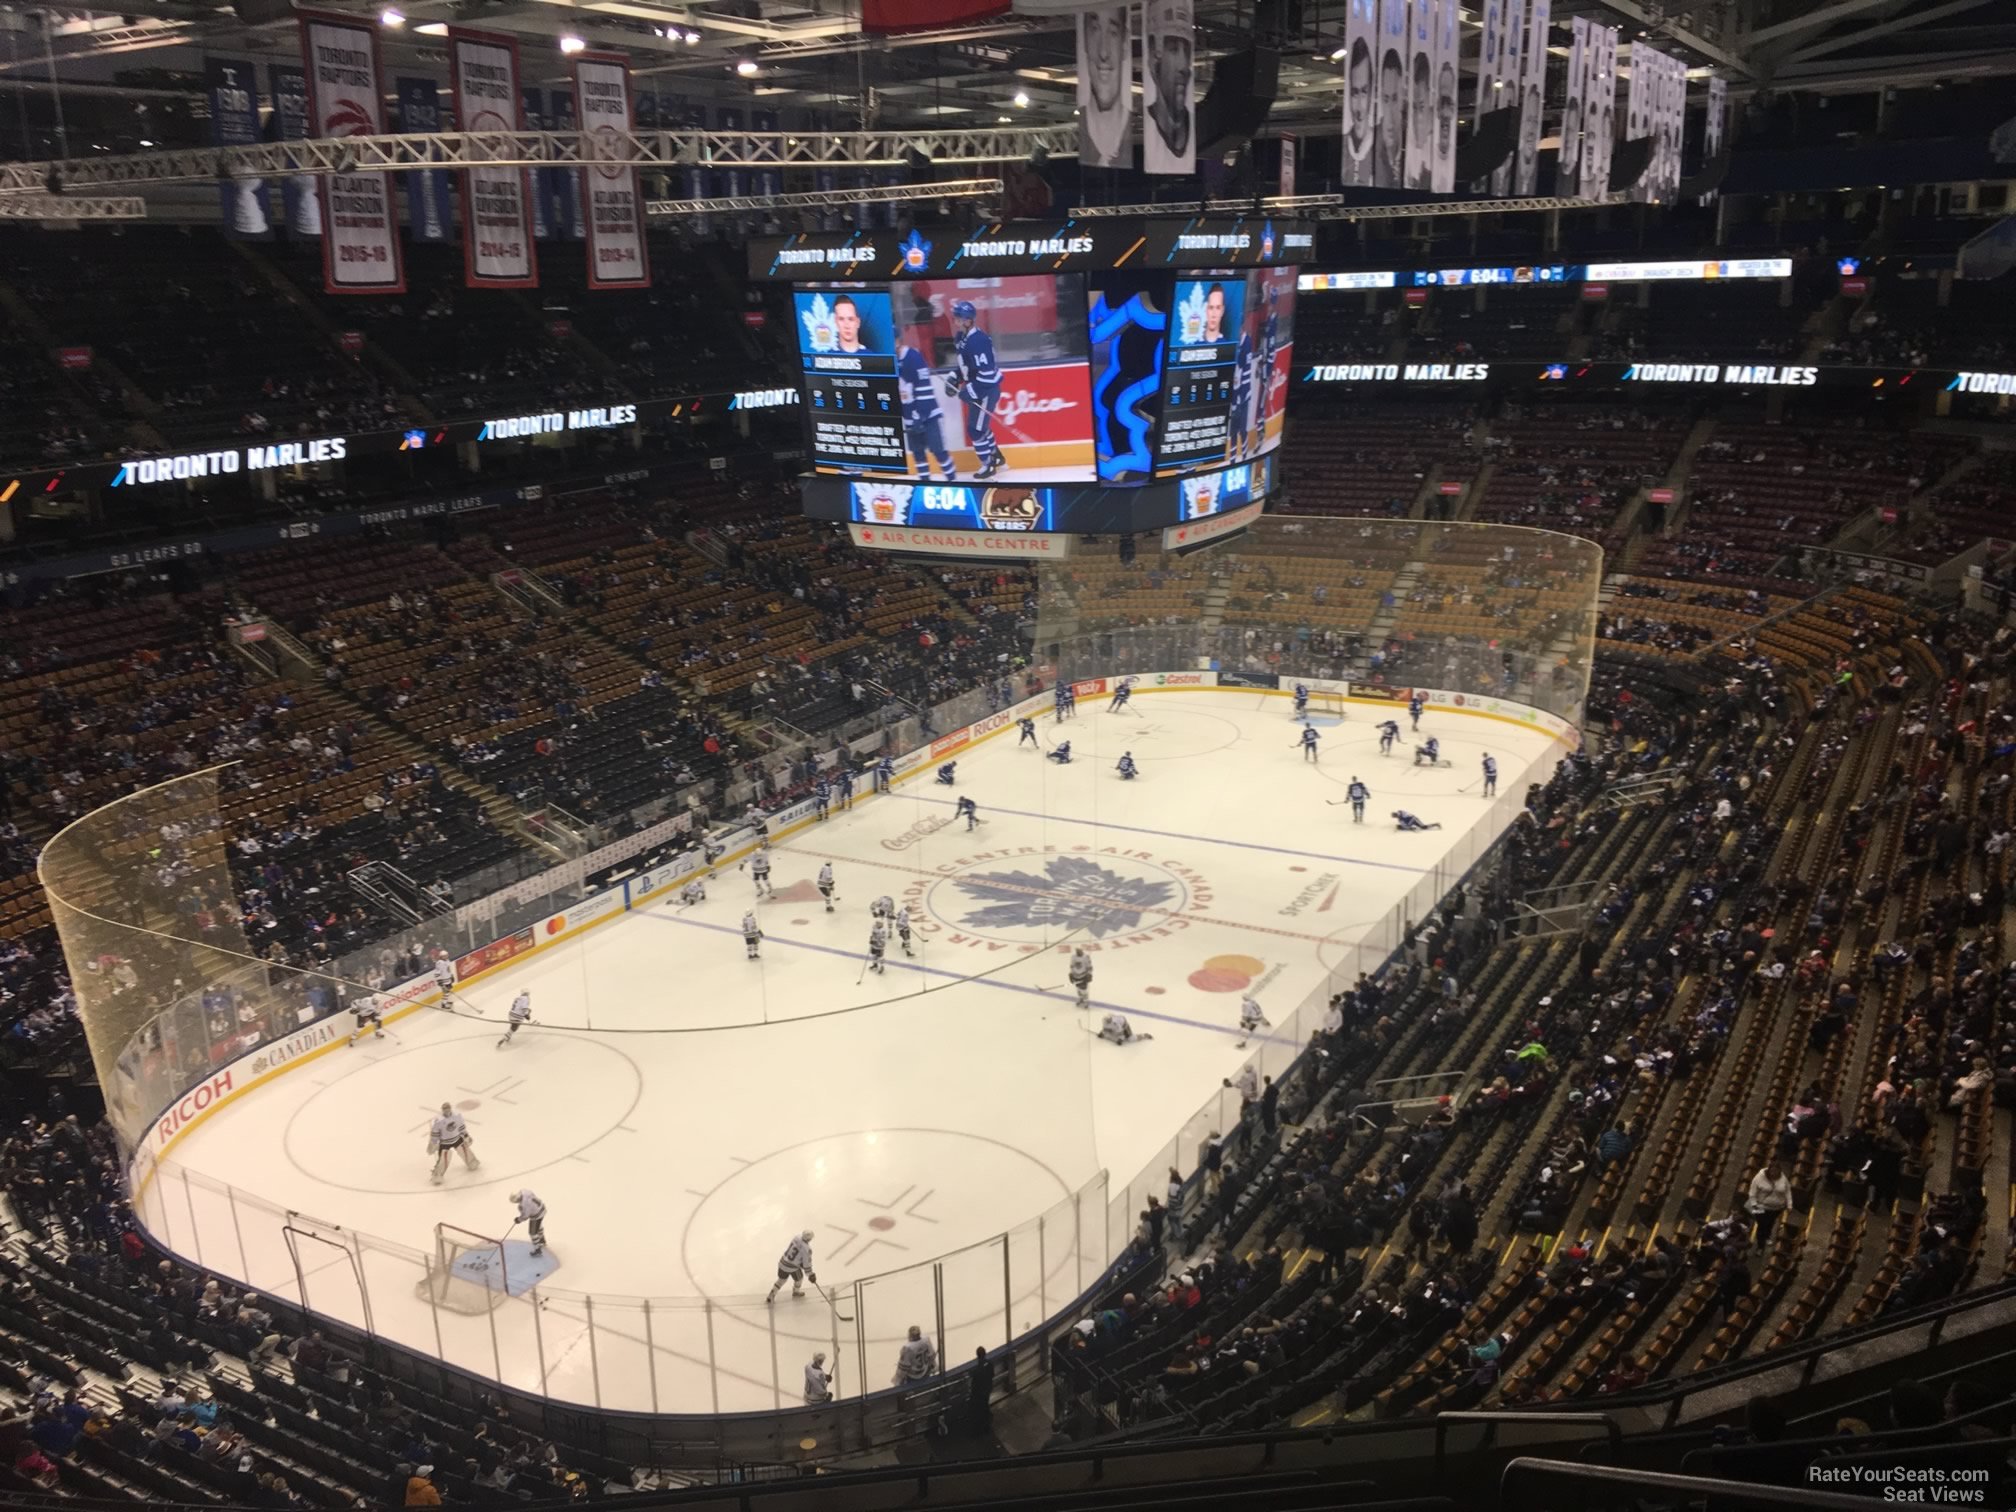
[497,989,532,1049]
[871,894,894,922]
[432,955,458,1010]
[679,877,707,906]
[817,862,837,912]
[1236,994,1271,1048]
[749,847,773,897]
[1068,947,1093,1008]
[767,1230,817,1301]
[428,1103,481,1185]
[1099,1012,1151,1045]
[510,1189,547,1256]
[1227,1061,1261,1108]
[867,920,888,975]
[804,1351,834,1405]
[742,911,763,959]
[894,905,915,956]
[893,1325,936,1385]
[346,990,385,1047]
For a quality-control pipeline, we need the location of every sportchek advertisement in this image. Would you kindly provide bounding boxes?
[298,10,405,294]
[450,29,538,288]
[574,52,650,289]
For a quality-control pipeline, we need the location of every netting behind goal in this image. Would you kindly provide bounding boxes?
[416,1223,511,1314]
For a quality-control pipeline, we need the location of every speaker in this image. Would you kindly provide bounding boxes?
[1453,105,1516,183]
[1607,135,1653,195]
[1197,46,1279,159]
[1677,146,1729,201]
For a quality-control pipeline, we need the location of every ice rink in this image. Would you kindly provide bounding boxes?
[144,687,1568,1411]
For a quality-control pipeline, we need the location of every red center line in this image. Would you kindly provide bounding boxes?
[787,846,1351,949]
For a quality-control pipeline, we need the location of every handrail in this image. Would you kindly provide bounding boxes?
[1433,1412,1620,1478]
[1501,1457,1937,1509]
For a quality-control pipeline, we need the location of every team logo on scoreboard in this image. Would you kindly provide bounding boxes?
[979,488,1042,530]
[858,483,911,523]
[1176,283,1210,344]
[898,228,934,273]
[1260,220,1277,260]
[799,292,841,352]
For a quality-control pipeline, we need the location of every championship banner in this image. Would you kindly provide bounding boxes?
[1701,75,1726,205]
[449,29,537,288]
[1340,0,1376,187]
[1404,0,1432,190]
[1374,0,1406,188]
[1473,0,1504,192]
[752,109,782,198]
[1514,0,1548,195]
[1076,4,1132,169]
[680,104,710,236]
[1560,15,1587,199]
[1491,0,1525,195]
[268,65,321,238]
[297,10,404,294]
[549,89,585,239]
[397,77,453,243]
[574,52,650,289]
[717,106,745,199]
[1142,0,1194,175]
[208,58,270,238]
[1432,0,1459,193]
[521,87,549,239]
[1278,132,1297,197]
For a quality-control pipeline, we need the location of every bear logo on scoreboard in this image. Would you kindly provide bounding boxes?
[979,488,1042,530]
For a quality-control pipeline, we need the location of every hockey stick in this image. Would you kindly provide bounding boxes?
[816,1280,853,1323]
[855,954,872,986]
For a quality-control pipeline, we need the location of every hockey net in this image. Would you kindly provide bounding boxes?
[1310,691,1347,720]
[415,1222,511,1314]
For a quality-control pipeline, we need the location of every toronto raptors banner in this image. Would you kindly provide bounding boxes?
[449,29,537,288]
[1141,0,1194,175]
[574,52,650,289]
[1560,15,1586,198]
[1340,0,1376,187]
[298,10,403,293]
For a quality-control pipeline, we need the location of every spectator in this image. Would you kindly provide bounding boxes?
[1746,1160,1793,1246]
[404,1463,443,1507]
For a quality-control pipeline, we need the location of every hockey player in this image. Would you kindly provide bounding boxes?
[1068,946,1093,1008]
[1414,736,1441,767]
[835,767,855,811]
[871,894,894,923]
[896,339,955,482]
[679,877,707,907]
[1227,1061,1261,1109]
[1298,724,1321,763]
[893,1325,936,1385]
[750,846,774,897]
[742,910,764,959]
[428,1102,481,1185]
[804,1351,835,1406]
[1053,682,1072,723]
[814,778,831,823]
[948,301,1004,480]
[1228,314,1255,461]
[496,988,532,1049]
[1346,776,1371,823]
[955,794,979,830]
[1292,683,1310,720]
[1393,809,1442,831]
[1115,752,1139,780]
[1236,994,1271,1049]
[1247,283,1280,457]
[346,990,385,1047]
[892,904,915,957]
[874,755,895,795]
[703,837,727,872]
[767,1230,817,1302]
[937,761,958,786]
[1480,752,1498,797]
[1047,741,1073,765]
[1108,676,1135,713]
[817,861,837,913]
[1018,716,1039,748]
[867,920,888,975]
[1099,1012,1152,1046]
[510,1189,547,1256]
[1408,690,1426,731]
[1377,719,1402,755]
[432,954,459,1011]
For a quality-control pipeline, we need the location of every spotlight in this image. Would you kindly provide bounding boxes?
[559,33,585,53]
[735,57,758,76]
[1329,45,1347,61]
[683,27,700,43]
[1012,90,1029,107]
[379,6,403,25]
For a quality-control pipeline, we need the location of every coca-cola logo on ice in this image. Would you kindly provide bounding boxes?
[995,389,1077,425]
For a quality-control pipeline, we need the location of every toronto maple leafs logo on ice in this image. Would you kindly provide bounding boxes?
[800,292,839,352]
[953,855,1175,938]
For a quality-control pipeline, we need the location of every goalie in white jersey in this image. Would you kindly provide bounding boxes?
[432,955,459,1010]
[767,1229,817,1301]
[428,1102,481,1185]
[510,1188,547,1256]
[497,989,532,1049]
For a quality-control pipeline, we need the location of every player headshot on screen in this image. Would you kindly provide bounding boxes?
[1408,55,1433,190]
[1146,11,1192,161]
[832,295,866,353]
[1374,49,1405,187]
[1201,283,1228,343]
[1343,41,1374,180]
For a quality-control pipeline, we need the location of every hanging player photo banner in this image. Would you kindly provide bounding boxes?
[1340,0,1376,187]
[1141,0,1194,176]
[1560,15,1586,199]
[1701,74,1726,205]
[574,51,650,289]
[397,77,454,243]
[1663,53,1687,201]
[1472,0,1504,192]
[549,89,585,239]
[449,29,537,288]
[1076,4,1132,169]
[297,10,404,294]
[1372,0,1406,188]
[1490,0,1525,195]
[1624,40,1652,201]
[1402,0,1432,190]
[268,66,322,239]
[1514,0,1549,195]
[208,58,270,239]
[1587,26,1616,201]
[1431,0,1459,193]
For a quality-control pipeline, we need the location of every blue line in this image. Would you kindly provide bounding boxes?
[897,793,1426,874]
[643,911,1292,1046]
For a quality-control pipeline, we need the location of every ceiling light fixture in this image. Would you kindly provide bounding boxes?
[684,28,701,43]
[559,33,586,52]
[1013,90,1029,107]
[736,57,759,76]
[379,6,403,26]
[414,20,447,35]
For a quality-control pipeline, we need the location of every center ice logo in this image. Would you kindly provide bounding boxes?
[953,855,1175,938]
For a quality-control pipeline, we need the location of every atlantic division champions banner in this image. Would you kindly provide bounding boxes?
[450,29,538,288]
[574,52,650,288]
[207,59,269,239]
[297,10,404,293]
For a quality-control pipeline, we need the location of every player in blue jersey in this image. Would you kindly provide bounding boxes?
[1393,810,1442,831]
[1414,736,1442,767]
[1047,741,1073,765]
[1245,283,1280,458]
[1115,752,1139,780]
[949,300,1005,480]
[1298,725,1321,763]
[1408,691,1426,730]
[1228,320,1255,460]
[1346,776,1370,822]
[1377,718,1402,755]
[896,342,955,482]
[1293,683,1310,720]
[1480,753,1498,797]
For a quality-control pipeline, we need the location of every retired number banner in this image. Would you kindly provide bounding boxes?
[450,29,538,288]
[298,9,403,294]
[574,52,650,288]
